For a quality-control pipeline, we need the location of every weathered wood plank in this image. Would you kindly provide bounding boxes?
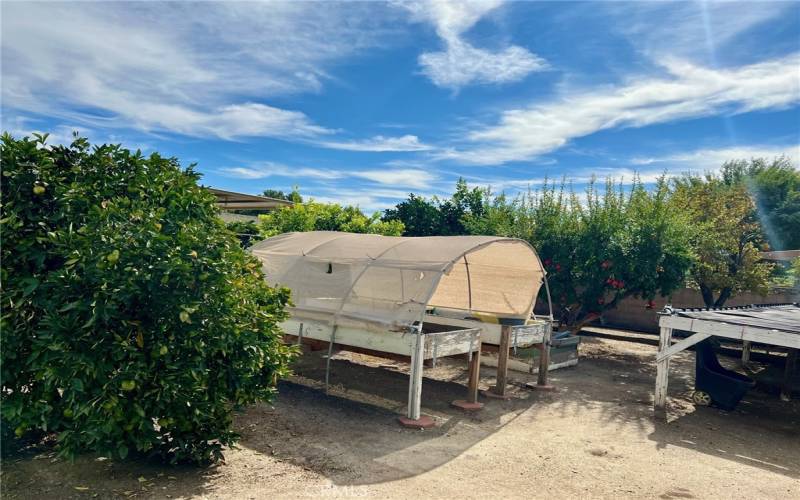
[654,326,673,412]
[658,315,800,349]
[655,333,711,362]
[536,324,552,387]
[467,340,482,404]
[781,348,797,402]
[407,332,425,420]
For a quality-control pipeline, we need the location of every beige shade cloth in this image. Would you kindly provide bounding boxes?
[249,231,545,328]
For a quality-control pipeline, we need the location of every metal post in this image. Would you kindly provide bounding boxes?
[325,325,338,393]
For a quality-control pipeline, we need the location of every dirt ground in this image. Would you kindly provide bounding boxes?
[2,336,799,499]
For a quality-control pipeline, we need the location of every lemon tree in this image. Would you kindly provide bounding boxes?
[1,133,293,463]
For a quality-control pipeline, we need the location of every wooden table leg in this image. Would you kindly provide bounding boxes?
[781,348,797,402]
[654,326,673,416]
[453,337,484,411]
[527,324,556,391]
[741,341,751,365]
[492,325,512,396]
[399,332,435,428]
[468,340,482,403]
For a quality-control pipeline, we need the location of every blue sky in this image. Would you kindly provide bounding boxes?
[2,1,799,212]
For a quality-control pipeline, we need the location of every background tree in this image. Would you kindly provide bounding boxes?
[262,187,302,203]
[382,178,486,236]
[720,156,800,250]
[672,174,774,307]
[381,194,442,236]
[1,133,293,463]
[260,200,403,237]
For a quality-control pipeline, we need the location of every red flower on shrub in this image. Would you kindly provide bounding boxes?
[543,258,552,266]
[601,260,612,269]
[555,263,561,271]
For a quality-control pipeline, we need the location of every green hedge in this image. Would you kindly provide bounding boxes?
[1,133,294,463]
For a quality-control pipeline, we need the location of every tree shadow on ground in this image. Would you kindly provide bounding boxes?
[234,350,551,486]
[3,338,798,498]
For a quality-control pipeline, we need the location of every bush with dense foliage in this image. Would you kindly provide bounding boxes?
[1,134,293,463]
[259,199,403,237]
[463,179,693,330]
[225,220,264,248]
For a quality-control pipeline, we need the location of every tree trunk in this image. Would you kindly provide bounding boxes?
[714,287,732,308]
[699,283,715,308]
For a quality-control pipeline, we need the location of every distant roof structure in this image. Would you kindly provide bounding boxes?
[208,188,293,211]
[218,212,259,224]
[760,250,800,261]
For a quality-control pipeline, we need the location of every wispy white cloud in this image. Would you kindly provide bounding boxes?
[220,162,438,190]
[1,1,395,141]
[397,0,546,89]
[631,145,800,171]
[317,134,432,152]
[351,168,437,189]
[439,54,800,165]
[606,1,793,64]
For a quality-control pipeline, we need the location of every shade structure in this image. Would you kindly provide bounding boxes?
[250,231,546,329]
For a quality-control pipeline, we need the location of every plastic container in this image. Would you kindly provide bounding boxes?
[694,339,755,411]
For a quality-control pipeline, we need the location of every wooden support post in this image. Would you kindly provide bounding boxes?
[407,331,425,420]
[741,341,751,365]
[492,325,512,396]
[399,331,436,428]
[453,334,484,411]
[654,326,673,415]
[537,324,552,387]
[526,323,555,391]
[781,348,797,402]
[467,339,482,404]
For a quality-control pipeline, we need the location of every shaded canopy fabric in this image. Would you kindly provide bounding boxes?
[250,231,545,328]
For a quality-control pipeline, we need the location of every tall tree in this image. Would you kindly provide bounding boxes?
[382,178,487,236]
[382,194,442,236]
[721,156,800,250]
[672,174,774,307]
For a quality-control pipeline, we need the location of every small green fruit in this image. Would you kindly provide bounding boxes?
[179,311,190,323]
[121,380,136,391]
[63,408,74,418]
[33,185,46,195]
[106,249,120,263]
[159,345,168,355]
